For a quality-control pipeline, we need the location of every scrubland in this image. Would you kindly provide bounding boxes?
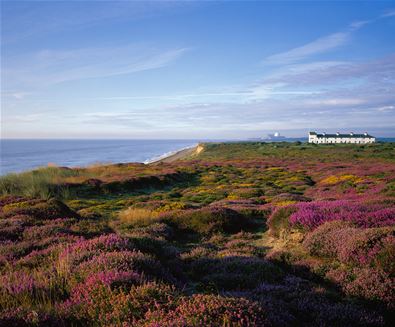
[0,142,394,326]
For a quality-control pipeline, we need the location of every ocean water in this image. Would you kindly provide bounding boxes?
[0,139,200,175]
[1,138,394,176]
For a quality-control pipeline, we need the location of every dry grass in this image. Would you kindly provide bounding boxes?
[118,208,161,227]
[0,167,80,199]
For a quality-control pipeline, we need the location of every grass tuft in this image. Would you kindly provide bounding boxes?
[118,208,161,227]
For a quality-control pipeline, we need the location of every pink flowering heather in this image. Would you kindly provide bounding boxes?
[326,267,395,308]
[0,270,36,295]
[74,250,163,281]
[63,270,141,310]
[60,280,177,325]
[289,200,395,229]
[144,294,267,327]
[303,221,395,269]
[58,234,134,267]
[16,246,59,268]
[22,218,75,240]
[0,144,394,325]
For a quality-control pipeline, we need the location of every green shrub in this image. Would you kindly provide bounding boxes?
[162,207,250,235]
[267,206,297,237]
[374,237,395,275]
[2,198,79,220]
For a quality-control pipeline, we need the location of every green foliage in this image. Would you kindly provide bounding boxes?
[163,207,251,235]
[195,141,395,162]
[0,167,79,199]
[1,198,79,220]
[267,206,297,237]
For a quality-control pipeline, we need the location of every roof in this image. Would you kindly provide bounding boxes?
[309,132,374,138]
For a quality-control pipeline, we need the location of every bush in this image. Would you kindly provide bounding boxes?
[326,267,395,308]
[252,275,385,326]
[267,206,296,237]
[145,294,267,326]
[188,256,284,290]
[374,235,395,275]
[228,188,263,199]
[290,200,395,230]
[59,281,177,325]
[303,221,395,270]
[162,206,251,235]
[2,198,79,220]
[303,221,352,257]
[74,250,162,281]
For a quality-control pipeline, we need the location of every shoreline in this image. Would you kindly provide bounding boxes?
[1,140,201,175]
[146,144,199,164]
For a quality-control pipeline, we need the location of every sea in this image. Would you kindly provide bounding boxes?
[1,138,394,176]
[0,139,200,176]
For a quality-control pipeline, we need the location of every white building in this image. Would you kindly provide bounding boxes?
[308,132,375,144]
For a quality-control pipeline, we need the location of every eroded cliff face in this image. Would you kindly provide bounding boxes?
[195,144,205,155]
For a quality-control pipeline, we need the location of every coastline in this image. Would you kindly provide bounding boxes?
[1,139,201,175]
[146,144,200,164]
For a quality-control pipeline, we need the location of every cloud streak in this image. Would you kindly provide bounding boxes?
[4,45,189,88]
[1,1,188,44]
[263,10,395,65]
[265,32,349,65]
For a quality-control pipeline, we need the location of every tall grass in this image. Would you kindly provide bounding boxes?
[118,208,161,227]
[0,167,80,199]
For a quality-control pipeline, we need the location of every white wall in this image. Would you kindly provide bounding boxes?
[308,135,375,144]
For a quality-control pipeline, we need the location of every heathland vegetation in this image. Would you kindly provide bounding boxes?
[0,142,394,326]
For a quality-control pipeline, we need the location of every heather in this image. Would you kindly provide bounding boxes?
[0,142,394,326]
[289,200,395,230]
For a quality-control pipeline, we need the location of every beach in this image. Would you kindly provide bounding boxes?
[148,144,202,164]
[0,139,200,175]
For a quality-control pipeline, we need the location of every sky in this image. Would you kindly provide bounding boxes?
[1,0,395,139]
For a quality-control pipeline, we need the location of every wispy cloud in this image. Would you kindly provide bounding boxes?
[381,10,395,18]
[262,54,395,86]
[264,32,350,65]
[376,105,395,112]
[304,98,366,106]
[3,4,395,139]
[4,45,189,88]
[264,10,395,65]
[1,91,31,100]
[5,113,48,123]
[349,20,371,30]
[1,1,188,44]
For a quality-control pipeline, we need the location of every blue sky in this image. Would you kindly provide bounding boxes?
[1,1,395,139]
